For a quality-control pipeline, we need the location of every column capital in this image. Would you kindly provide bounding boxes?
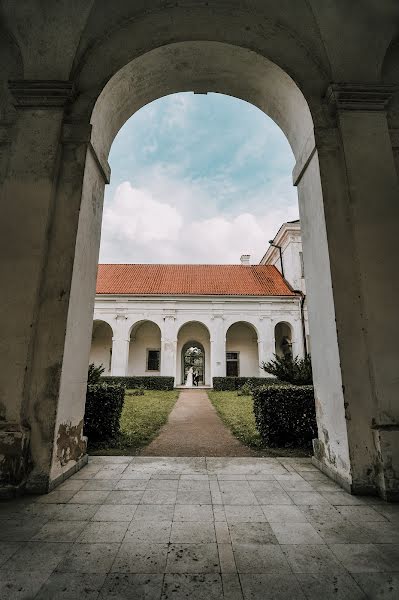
[61,120,111,184]
[325,83,396,112]
[9,80,75,108]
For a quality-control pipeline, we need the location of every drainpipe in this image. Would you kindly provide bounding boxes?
[293,289,307,355]
[268,241,285,279]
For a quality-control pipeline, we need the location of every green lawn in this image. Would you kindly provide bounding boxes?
[208,390,263,449]
[90,389,178,455]
[208,390,311,456]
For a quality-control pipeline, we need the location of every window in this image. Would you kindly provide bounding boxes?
[299,251,305,278]
[147,349,160,371]
[226,351,239,377]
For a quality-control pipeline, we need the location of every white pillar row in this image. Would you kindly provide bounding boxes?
[160,315,178,382]
[210,315,226,380]
[111,315,130,376]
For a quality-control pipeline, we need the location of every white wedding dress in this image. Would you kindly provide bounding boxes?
[185,367,193,387]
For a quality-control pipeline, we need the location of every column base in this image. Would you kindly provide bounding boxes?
[0,422,32,498]
[373,427,399,502]
[313,435,399,501]
[0,421,89,496]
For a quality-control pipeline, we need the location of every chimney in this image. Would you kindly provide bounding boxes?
[240,254,250,265]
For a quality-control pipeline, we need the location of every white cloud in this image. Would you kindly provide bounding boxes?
[99,177,298,264]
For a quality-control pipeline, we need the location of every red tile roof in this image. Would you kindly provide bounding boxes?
[96,264,294,296]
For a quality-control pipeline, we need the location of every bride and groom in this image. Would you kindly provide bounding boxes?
[185,367,200,387]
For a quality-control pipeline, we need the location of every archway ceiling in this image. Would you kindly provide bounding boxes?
[2,1,398,85]
[89,41,314,162]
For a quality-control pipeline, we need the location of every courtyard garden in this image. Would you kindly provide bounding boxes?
[85,372,179,455]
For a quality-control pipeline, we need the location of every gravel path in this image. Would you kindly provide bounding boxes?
[141,389,256,456]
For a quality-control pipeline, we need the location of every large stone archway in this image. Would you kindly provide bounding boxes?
[1,2,398,500]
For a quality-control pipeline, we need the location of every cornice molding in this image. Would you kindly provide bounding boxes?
[326,83,396,112]
[8,80,75,108]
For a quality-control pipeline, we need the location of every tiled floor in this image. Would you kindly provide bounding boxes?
[0,456,398,599]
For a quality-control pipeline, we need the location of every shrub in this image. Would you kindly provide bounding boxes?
[101,376,174,390]
[253,384,317,448]
[237,382,254,396]
[84,383,125,445]
[87,363,105,385]
[213,376,280,391]
[261,354,313,385]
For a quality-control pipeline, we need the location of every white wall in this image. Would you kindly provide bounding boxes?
[128,321,161,376]
[226,322,259,377]
[176,321,211,385]
[89,320,113,374]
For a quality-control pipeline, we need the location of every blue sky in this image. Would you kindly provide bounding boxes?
[99,92,299,264]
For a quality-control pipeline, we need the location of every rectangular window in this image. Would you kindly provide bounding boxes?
[299,251,305,277]
[147,349,160,371]
[226,352,239,377]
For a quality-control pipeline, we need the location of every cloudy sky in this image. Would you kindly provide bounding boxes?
[99,92,299,264]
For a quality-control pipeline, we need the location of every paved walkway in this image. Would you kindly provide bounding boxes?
[0,456,398,599]
[142,389,255,457]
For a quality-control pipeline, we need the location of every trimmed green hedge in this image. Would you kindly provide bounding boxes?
[253,384,317,448]
[212,377,280,391]
[84,383,125,445]
[101,376,174,390]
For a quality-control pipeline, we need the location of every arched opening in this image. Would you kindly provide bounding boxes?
[181,341,205,386]
[1,2,398,502]
[274,322,293,359]
[177,322,211,386]
[89,320,113,374]
[128,320,162,376]
[226,322,259,377]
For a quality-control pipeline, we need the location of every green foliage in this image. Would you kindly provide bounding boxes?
[118,390,178,451]
[253,384,317,448]
[237,382,254,396]
[261,354,313,385]
[84,383,125,446]
[127,387,145,396]
[213,376,280,391]
[87,363,105,385]
[208,391,263,448]
[101,376,174,390]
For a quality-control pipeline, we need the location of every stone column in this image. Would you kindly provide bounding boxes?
[294,83,399,500]
[257,339,268,377]
[111,315,130,376]
[210,314,226,380]
[291,317,305,359]
[259,317,275,366]
[0,81,110,493]
[160,315,177,382]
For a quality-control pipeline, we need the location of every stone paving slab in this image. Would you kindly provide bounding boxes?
[0,456,398,598]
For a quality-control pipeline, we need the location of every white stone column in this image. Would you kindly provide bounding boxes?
[210,314,226,381]
[260,317,275,365]
[0,82,111,492]
[160,315,177,382]
[111,315,130,376]
[291,317,305,358]
[257,338,268,377]
[295,83,399,500]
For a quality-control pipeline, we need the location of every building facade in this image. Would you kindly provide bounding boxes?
[90,222,308,385]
